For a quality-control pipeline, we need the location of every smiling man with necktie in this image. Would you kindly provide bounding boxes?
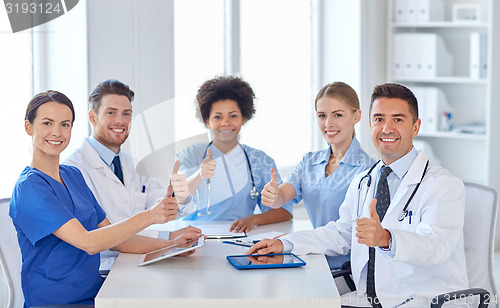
[247,83,468,308]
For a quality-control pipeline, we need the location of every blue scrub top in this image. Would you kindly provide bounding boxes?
[177,143,293,220]
[10,165,107,308]
[286,138,375,269]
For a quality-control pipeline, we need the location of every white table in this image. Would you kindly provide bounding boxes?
[95,220,341,307]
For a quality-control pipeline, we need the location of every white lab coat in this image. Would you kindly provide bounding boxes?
[64,138,194,224]
[283,151,468,308]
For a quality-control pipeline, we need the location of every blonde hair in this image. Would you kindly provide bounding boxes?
[315,81,360,112]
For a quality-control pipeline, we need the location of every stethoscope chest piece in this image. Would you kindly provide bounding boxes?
[398,210,408,221]
[203,141,259,201]
[250,186,259,200]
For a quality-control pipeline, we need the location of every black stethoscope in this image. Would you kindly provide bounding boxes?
[203,141,259,200]
[355,159,429,222]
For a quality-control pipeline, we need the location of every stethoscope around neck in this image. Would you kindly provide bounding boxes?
[355,159,429,222]
[203,141,260,200]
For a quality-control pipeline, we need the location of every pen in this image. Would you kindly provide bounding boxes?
[222,241,253,247]
[409,210,412,224]
[235,239,260,244]
[222,240,260,247]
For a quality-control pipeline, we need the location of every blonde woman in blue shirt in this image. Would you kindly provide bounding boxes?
[261,81,375,269]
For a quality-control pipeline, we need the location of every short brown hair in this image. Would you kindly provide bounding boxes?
[370,83,418,123]
[196,76,256,124]
[89,79,135,112]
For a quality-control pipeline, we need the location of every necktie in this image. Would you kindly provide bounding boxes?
[112,155,124,184]
[366,166,392,308]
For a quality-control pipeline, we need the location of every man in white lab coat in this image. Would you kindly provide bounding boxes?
[65,80,199,267]
[249,83,468,308]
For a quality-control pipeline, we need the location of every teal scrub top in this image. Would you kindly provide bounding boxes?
[10,165,106,308]
[286,138,375,269]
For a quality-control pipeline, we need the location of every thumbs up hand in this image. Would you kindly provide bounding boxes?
[170,160,189,202]
[148,185,178,224]
[261,168,280,208]
[355,199,391,248]
[200,147,217,180]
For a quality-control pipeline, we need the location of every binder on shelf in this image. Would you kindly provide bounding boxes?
[412,33,427,77]
[416,0,444,22]
[421,33,453,77]
[392,34,406,77]
[470,32,488,79]
[406,0,418,22]
[394,0,444,22]
[392,33,453,78]
[411,86,451,133]
[394,0,407,22]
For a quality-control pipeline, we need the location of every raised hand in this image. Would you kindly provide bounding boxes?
[355,199,391,248]
[148,185,178,224]
[170,160,189,202]
[200,148,216,180]
[261,168,280,208]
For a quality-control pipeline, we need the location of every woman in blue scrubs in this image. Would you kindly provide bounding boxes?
[177,76,293,232]
[10,91,201,307]
[260,82,376,269]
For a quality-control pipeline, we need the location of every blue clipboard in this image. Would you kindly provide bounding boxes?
[226,253,306,270]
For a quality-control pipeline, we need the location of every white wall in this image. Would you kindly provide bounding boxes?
[87,0,177,179]
[33,0,89,160]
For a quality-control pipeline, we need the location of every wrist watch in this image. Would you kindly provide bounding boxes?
[380,235,392,251]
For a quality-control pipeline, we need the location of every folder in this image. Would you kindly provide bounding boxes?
[411,33,426,77]
[416,0,444,22]
[392,34,406,77]
[470,32,488,79]
[406,0,418,22]
[401,34,414,76]
[480,33,488,78]
[410,86,451,132]
[420,33,453,77]
[411,86,428,132]
[470,32,481,79]
[394,0,408,22]
[425,87,450,132]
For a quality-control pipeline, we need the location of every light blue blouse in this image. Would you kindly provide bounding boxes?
[177,143,293,220]
[286,137,375,269]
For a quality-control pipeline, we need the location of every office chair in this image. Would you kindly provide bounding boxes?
[0,198,23,308]
[332,182,498,308]
[0,198,93,308]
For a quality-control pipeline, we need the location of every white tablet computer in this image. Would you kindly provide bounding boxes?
[138,237,205,266]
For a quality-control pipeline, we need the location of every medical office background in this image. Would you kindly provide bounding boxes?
[1,0,499,247]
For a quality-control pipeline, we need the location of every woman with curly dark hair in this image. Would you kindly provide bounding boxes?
[176,76,293,232]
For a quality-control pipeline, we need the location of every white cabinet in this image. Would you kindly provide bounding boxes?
[386,0,500,187]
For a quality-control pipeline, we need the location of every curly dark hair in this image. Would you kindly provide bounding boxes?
[196,76,256,125]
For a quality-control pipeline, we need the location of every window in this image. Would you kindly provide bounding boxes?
[174,0,225,142]
[0,11,33,197]
[240,0,313,173]
[173,0,313,176]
